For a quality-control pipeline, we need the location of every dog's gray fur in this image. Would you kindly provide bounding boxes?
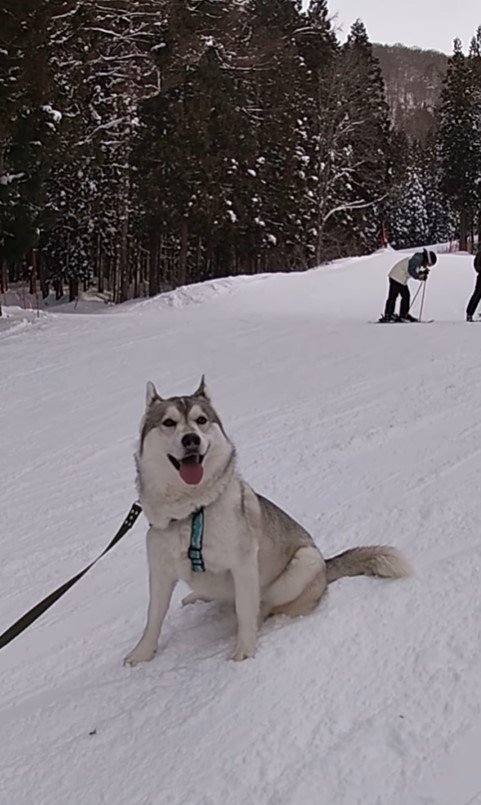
[125,378,411,665]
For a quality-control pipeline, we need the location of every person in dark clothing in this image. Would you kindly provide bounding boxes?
[466,249,481,321]
[379,249,437,323]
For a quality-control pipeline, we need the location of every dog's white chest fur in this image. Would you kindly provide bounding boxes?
[148,478,257,591]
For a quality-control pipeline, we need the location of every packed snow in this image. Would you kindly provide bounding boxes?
[2,248,481,805]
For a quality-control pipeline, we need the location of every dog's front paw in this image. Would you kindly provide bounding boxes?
[123,643,157,666]
[230,642,256,662]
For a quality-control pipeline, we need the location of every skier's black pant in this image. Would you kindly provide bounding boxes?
[467,274,481,317]
[384,279,410,318]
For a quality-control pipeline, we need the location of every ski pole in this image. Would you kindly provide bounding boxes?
[419,278,427,322]
[408,283,423,313]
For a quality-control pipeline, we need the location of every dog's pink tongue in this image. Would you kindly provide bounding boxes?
[179,462,204,485]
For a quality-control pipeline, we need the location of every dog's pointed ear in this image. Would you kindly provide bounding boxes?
[145,381,161,408]
[193,374,210,401]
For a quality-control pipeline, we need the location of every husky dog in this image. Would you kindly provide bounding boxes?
[125,378,411,665]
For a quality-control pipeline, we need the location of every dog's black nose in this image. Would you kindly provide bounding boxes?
[182,433,201,449]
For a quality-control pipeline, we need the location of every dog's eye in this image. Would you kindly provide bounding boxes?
[196,416,208,425]
[162,419,177,428]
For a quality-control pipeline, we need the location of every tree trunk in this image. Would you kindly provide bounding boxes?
[53,279,64,300]
[30,248,41,316]
[178,217,188,286]
[97,237,104,294]
[112,249,118,303]
[69,277,79,302]
[29,250,36,295]
[148,230,160,297]
[119,212,129,303]
[39,251,49,299]
[0,258,4,316]
[139,247,147,295]
[1,258,7,293]
[133,242,141,298]
[459,210,469,251]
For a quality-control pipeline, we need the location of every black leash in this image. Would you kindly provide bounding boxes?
[0,501,142,651]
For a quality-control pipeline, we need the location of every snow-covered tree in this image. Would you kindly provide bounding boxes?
[45,0,165,300]
[0,0,61,272]
[298,18,391,262]
[438,38,481,249]
[387,161,428,248]
[5,0,472,302]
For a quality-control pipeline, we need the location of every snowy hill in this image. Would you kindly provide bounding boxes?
[374,44,447,140]
[2,248,481,805]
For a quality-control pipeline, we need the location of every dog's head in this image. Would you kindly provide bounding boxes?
[139,376,232,487]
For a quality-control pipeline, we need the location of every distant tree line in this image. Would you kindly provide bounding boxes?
[0,1,480,308]
[374,44,447,142]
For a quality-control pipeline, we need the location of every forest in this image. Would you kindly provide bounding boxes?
[1,0,480,306]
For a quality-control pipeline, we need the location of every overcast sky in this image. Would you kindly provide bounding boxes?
[326,0,480,53]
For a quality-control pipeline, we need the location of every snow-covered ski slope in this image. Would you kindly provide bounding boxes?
[2,248,481,805]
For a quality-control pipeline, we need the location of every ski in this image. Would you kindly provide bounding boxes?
[369,319,434,324]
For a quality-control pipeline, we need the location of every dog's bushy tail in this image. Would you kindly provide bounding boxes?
[325,546,412,584]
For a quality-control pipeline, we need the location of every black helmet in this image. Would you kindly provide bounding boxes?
[428,250,437,266]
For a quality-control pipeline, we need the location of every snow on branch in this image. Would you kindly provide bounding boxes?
[322,195,387,225]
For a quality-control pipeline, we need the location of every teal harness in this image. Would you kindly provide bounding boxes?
[188,508,205,572]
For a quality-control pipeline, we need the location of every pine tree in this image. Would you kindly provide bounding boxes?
[388,158,428,248]
[295,0,338,263]
[417,134,456,245]
[242,0,310,270]
[468,26,481,238]
[0,0,61,273]
[45,0,165,301]
[134,39,258,290]
[338,20,391,254]
[133,0,317,286]
[302,18,391,261]
[438,38,481,249]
